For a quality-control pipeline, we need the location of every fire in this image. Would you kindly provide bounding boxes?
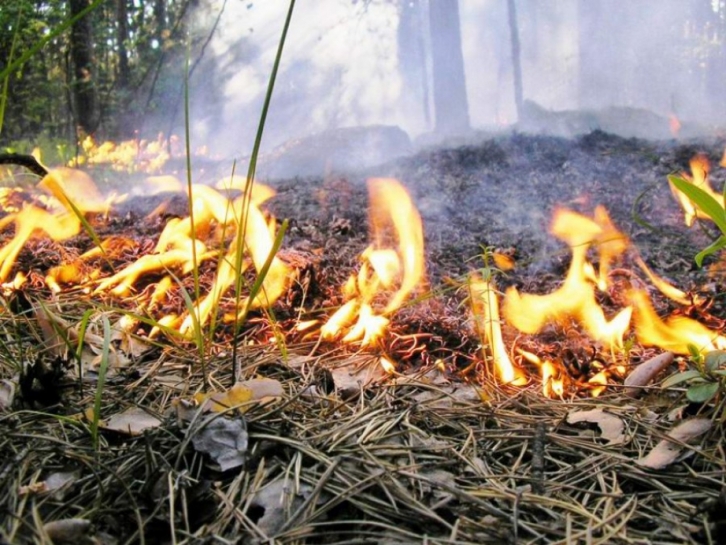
[502,207,632,351]
[628,289,726,354]
[321,178,424,347]
[0,168,114,283]
[469,277,525,385]
[70,133,177,173]
[669,114,681,139]
[669,153,723,227]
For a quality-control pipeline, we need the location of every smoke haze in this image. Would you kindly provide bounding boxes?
[186,0,726,161]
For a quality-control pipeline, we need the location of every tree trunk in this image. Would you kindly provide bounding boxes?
[507,0,523,121]
[428,0,470,135]
[116,0,130,89]
[69,0,99,136]
[397,0,429,131]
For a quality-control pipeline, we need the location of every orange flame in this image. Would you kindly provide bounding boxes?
[321,178,424,347]
[469,277,526,385]
[0,168,113,282]
[669,154,723,227]
[628,289,726,354]
[503,207,631,350]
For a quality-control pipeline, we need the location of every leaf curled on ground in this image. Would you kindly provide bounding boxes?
[0,378,16,410]
[624,351,674,397]
[567,409,626,445]
[636,418,712,470]
[191,414,248,471]
[194,378,283,413]
[247,478,315,536]
[42,518,93,543]
[100,407,162,436]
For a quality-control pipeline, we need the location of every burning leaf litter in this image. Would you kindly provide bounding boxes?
[2,133,726,542]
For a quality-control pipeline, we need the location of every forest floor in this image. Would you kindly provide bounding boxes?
[1,130,726,544]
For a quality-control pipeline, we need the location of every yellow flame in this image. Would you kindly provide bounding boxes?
[503,242,631,350]
[669,154,723,227]
[628,289,726,354]
[321,178,424,346]
[469,277,525,385]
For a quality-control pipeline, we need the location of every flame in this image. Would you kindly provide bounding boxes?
[503,208,631,350]
[321,178,424,347]
[519,350,565,397]
[0,168,114,282]
[669,114,681,138]
[71,134,174,173]
[669,154,723,227]
[84,179,290,334]
[628,289,726,354]
[469,277,525,385]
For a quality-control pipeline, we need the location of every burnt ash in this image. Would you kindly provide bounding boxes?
[265,130,725,290]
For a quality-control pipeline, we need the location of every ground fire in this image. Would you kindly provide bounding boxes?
[0,157,724,400]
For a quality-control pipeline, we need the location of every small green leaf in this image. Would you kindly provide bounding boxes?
[712,370,726,377]
[687,344,704,364]
[705,350,726,372]
[669,175,726,234]
[686,381,720,403]
[662,369,704,388]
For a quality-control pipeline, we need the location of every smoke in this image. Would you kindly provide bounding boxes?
[185,0,725,162]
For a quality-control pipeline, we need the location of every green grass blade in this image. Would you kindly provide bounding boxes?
[695,235,726,267]
[91,315,112,452]
[231,0,295,368]
[74,308,95,397]
[238,219,289,325]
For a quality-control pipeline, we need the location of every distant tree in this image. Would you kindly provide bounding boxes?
[69,0,100,136]
[507,0,523,121]
[428,0,470,134]
[397,0,430,130]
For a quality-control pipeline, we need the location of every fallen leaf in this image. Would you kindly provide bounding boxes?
[153,374,188,391]
[191,414,248,471]
[194,378,283,413]
[100,407,162,436]
[332,363,387,399]
[624,351,675,398]
[636,418,712,469]
[43,518,92,543]
[247,478,315,536]
[0,378,16,410]
[567,409,626,445]
[43,470,79,499]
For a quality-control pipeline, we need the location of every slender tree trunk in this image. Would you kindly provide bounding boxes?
[428,0,470,134]
[507,0,524,121]
[397,0,429,132]
[69,0,99,136]
[116,0,130,89]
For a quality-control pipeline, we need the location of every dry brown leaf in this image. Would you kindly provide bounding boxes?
[636,418,712,469]
[43,518,93,543]
[191,414,248,471]
[100,407,162,436]
[193,378,284,414]
[567,408,626,445]
[624,351,675,398]
[332,363,387,399]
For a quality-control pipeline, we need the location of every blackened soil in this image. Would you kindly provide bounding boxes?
[266,130,726,293]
